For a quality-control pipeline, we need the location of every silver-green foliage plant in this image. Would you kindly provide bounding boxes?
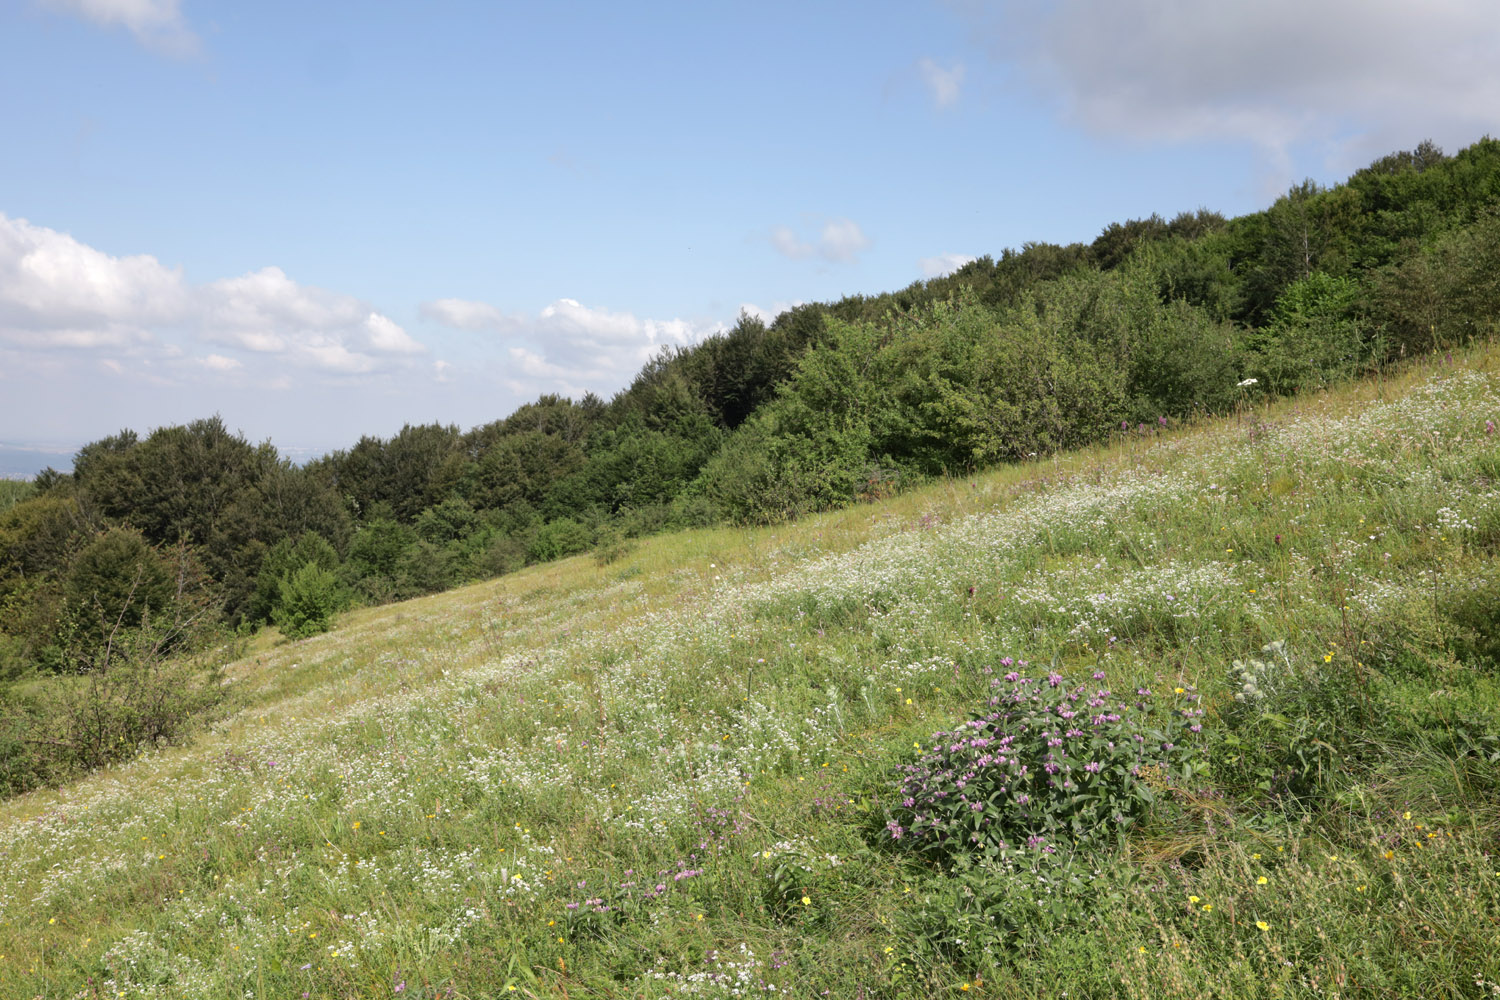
[1231,639,1290,706]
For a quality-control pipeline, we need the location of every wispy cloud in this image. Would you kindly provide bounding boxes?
[41,0,200,56]
[769,218,871,263]
[419,297,519,333]
[918,58,965,109]
[957,0,1500,182]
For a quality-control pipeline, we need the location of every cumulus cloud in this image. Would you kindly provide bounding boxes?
[769,218,871,262]
[0,211,185,335]
[958,0,1500,176]
[918,253,977,279]
[0,213,424,377]
[424,294,724,399]
[918,58,965,109]
[42,0,199,55]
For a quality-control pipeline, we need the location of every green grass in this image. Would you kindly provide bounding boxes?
[3,346,1500,998]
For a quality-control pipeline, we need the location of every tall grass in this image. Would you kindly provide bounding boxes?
[2,345,1498,998]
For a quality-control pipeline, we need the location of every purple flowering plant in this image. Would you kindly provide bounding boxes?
[884,660,1204,863]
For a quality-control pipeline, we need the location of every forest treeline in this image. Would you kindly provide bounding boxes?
[3,137,1499,702]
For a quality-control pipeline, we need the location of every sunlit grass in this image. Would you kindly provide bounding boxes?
[3,344,1499,998]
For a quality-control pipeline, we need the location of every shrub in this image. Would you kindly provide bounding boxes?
[271,563,346,640]
[526,518,591,563]
[593,525,634,566]
[0,612,227,797]
[883,661,1203,864]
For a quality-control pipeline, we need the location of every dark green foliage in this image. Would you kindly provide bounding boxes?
[343,518,416,602]
[74,418,261,550]
[459,428,587,513]
[1247,271,1369,394]
[0,492,88,582]
[1091,210,1227,272]
[319,423,465,523]
[526,518,592,563]
[250,531,341,624]
[66,417,350,624]
[1373,206,1500,354]
[64,528,177,651]
[414,497,482,546]
[270,562,346,640]
[690,272,1244,521]
[1125,296,1243,417]
[394,539,456,596]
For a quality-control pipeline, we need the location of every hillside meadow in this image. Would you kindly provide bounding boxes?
[2,343,1499,998]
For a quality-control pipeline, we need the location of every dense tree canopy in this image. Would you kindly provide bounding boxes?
[3,136,1497,673]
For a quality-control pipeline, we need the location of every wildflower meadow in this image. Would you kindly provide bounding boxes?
[2,344,1499,998]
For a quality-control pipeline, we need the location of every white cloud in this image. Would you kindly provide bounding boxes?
[918,253,977,278]
[0,213,425,377]
[0,212,185,335]
[769,218,871,262]
[198,266,424,372]
[425,294,725,399]
[958,0,1500,178]
[199,354,240,371]
[42,0,199,55]
[361,312,424,355]
[918,58,965,109]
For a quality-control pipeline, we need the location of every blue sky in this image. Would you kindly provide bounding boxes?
[2,0,1497,473]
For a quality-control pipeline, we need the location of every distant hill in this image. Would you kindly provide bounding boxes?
[0,444,74,479]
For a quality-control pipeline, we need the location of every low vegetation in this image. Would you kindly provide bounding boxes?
[1,341,1496,997]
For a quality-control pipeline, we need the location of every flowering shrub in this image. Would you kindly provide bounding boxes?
[884,660,1203,863]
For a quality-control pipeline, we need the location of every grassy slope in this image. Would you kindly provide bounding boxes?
[3,347,1499,999]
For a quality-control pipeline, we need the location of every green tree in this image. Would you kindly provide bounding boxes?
[249,531,342,624]
[271,563,345,640]
[64,528,177,657]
